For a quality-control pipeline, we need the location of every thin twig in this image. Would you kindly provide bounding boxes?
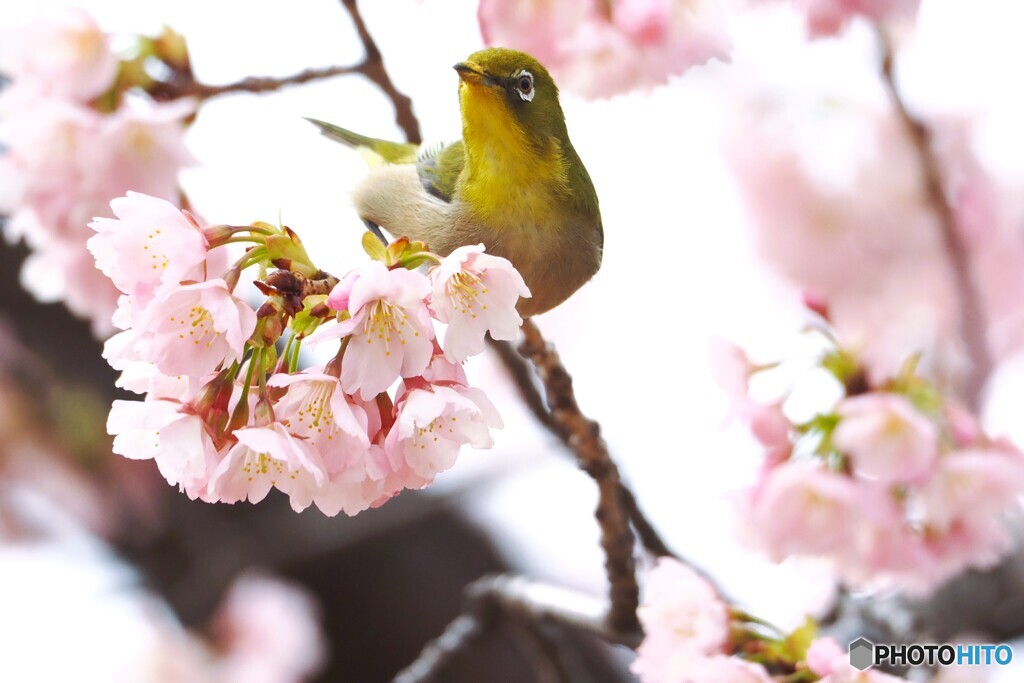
[518,319,641,634]
[151,0,422,143]
[876,26,992,408]
[394,574,640,683]
[392,614,486,683]
[151,64,363,100]
[339,0,421,143]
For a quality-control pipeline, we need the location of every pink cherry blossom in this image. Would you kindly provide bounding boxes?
[18,227,121,337]
[211,574,326,683]
[820,659,908,682]
[107,398,219,500]
[385,381,502,490]
[429,244,530,363]
[268,372,386,516]
[137,279,256,377]
[793,0,921,38]
[920,448,1024,531]
[209,424,325,512]
[806,637,845,677]
[743,459,869,560]
[478,0,730,99]
[724,86,964,385]
[87,98,195,203]
[325,261,434,400]
[88,192,209,299]
[684,656,774,683]
[833,393,938,483]
[631,557,731,683]
[0,99,102,232]
[0,8,118,102]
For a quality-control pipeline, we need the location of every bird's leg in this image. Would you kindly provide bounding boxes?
[364,219,388,246]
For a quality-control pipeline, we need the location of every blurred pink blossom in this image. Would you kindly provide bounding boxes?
[793,0,921,38]
[0,8,118,101]
[0,12,193,336]
[742,459,871,560]
[631,557,731,683]
[684,656,773,682]
[429,244,531,363]
[833,393,938,483]
[212,574,326,683]
[725,96,963,386]
[920,447,1024,532]
[806,637,845,677]
[478,0,730,98]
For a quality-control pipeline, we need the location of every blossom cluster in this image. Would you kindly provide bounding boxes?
[93,192,529,516]
[631,558,905,682]
[477,0,731,99]
[0,9,192,335]
[717,315,1024,594]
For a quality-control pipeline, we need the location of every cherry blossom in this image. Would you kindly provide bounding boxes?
[791,0,921,38]
[744,459,887,560]
[88,192,209,300]
[325,261,434,400]
[429,244,531,363]
[478,0,730,98]
[268,372,386,516]
[385,381,502,490]
[107,399,219,500]
[136,279,256,377]
[0,12,193,335]
[0,8,118,102]
[833,393,938,483]
[631,557,732,682]
[210,424,326,512]
[211,575,326,683]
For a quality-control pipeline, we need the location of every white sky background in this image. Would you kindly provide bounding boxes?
[3,0,1024,678]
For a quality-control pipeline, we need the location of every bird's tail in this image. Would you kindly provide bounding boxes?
[305,117,418,165]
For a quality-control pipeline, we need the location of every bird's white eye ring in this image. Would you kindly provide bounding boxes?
[515,71,534,102]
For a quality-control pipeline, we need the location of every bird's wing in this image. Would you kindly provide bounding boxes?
[415,140,465,203]
[305,118,419,165]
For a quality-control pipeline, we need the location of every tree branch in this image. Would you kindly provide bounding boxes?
[151,0,421,144]
[393,574,640,683]
[489,339,679,561]
[339,0,421,143]
[392,614,486,683]
[151,63,363,100]
[517,319,641,634]
[876,26,992,408]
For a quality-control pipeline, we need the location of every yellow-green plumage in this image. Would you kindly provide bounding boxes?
[308,47,602,317]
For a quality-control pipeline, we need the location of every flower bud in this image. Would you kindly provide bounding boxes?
[266,228,318,278]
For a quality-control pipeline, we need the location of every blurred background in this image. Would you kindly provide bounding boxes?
[2,0,1024,680]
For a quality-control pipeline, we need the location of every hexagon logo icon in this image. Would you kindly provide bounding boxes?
[849,637,875,671]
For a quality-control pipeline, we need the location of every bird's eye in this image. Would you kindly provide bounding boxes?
[514,71,535,102]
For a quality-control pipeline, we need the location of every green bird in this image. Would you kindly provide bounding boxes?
[307,47,603,317]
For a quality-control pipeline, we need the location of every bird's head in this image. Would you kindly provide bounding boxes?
[454,48,568,155]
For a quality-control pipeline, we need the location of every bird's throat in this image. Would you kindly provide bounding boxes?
[458,84,569,224]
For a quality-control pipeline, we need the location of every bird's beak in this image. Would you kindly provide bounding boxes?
[454,61,494,88]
